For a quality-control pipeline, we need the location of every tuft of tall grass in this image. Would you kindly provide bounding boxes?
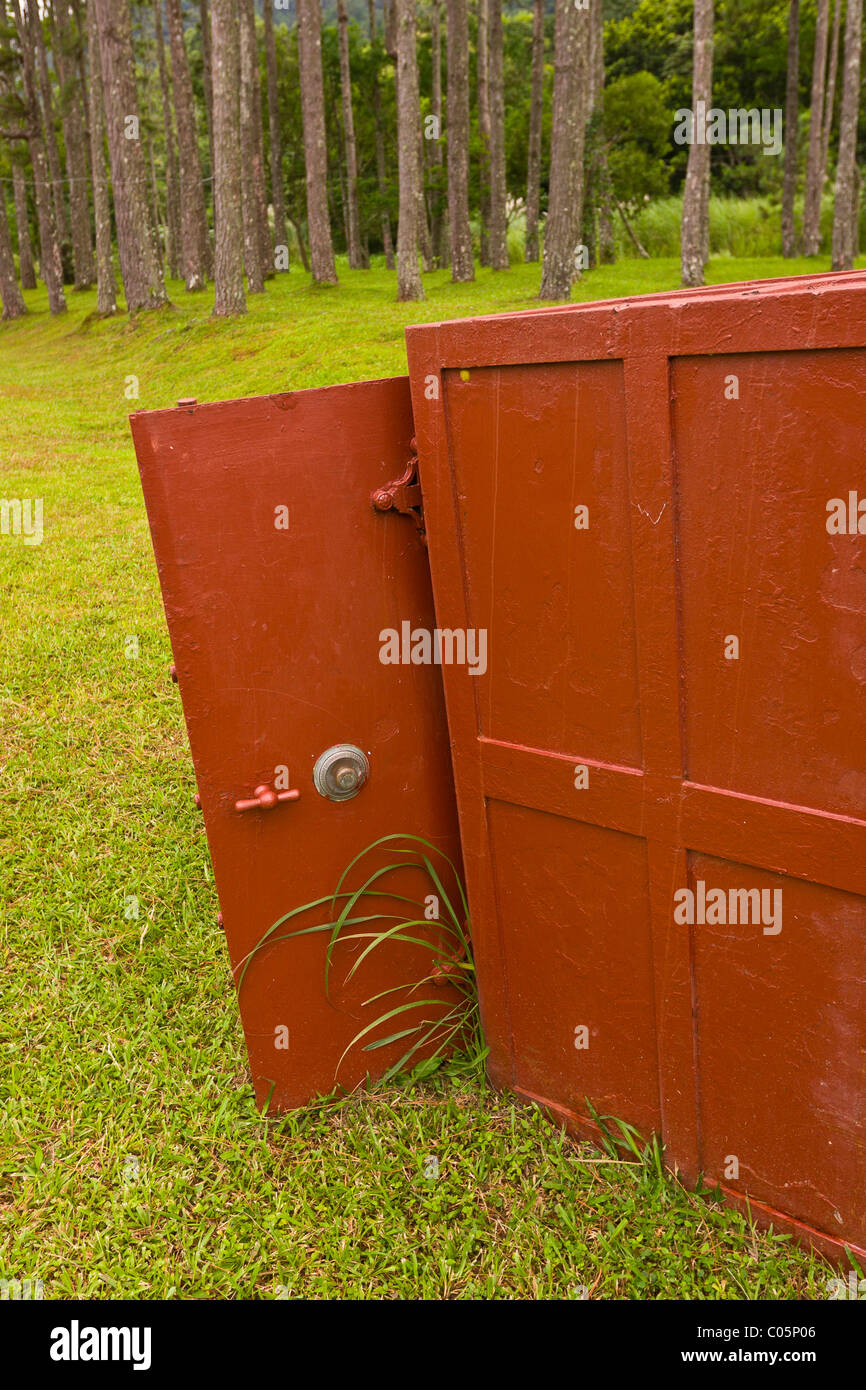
[506,212,529,264]
[625,192,849,260]
[440,194,857,270]
[242,833,485,1088]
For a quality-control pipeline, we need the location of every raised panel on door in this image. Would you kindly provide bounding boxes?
[441,360,642,767]
[673,348,866,819]
[488,802,659,1135]
[689,852,866,1247]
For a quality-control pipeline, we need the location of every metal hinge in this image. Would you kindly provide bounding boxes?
[370,439,426,544]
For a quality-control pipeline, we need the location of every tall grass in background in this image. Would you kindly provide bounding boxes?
[503,193,854,265]
[626,195,836,258]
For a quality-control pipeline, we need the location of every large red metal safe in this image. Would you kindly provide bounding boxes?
[132,270,866,1266]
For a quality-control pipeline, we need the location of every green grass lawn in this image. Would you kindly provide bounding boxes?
[0,253,850,1300]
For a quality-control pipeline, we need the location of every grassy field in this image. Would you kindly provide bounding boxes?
[0,254,851,1300]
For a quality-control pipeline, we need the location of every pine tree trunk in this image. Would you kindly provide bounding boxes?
[153,0,182,280]
[145,123,164,270]
[430,0,446,265]
[819,0,842,211]
[781,0,800,256]
[211,0,246,314]
[92,0,167,310]
[395,0,424,299]
[31,2,72,257]
[592,0,615,263]
[416,119,434,271]
[166,0,209,289]
[263,0,289,262]
[53,1,95,288]
[239,0,264,290]
[332,71,350,246]
[803,0,831,254]
[373,79,395,268]
[297,0,338,283]
[136,30,164,272]
[581,6,599,265]
[0,191,27,319]
[240,0,272,276]
[524,0,544,263]
[85,0,118,315]
[831,0,863,270]
[418,33,433,263]
[370,0,395,267]
[70,0,90,134]
[487,0,509,269]
[12,164,36,291]
[289,212,310,271]
[336,0,366,267]
[539,0,588,299]
[15,0,66,314]
[476,0,491,265]
[680,0,714,288]
[446,0,473,280]
[199,1,215,177]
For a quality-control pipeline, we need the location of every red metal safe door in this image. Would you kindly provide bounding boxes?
[407,272,866,1264]
[131,379,461,1111]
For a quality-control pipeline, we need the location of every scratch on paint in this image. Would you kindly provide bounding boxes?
[636,500,667,526]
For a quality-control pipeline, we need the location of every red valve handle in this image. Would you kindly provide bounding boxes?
[235,783,301,813]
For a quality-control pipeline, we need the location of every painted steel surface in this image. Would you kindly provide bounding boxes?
[131,378,462,1111]
[406,270,866,1264]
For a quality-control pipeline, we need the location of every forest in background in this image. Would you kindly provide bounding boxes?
[0,0,862,318]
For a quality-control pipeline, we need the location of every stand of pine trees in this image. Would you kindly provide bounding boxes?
[0,2,863,321]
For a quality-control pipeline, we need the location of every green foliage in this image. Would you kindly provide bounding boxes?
[606,0,799,112]
[605,0,696,101]
[604,71,673,203]
[604,0,840,197]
